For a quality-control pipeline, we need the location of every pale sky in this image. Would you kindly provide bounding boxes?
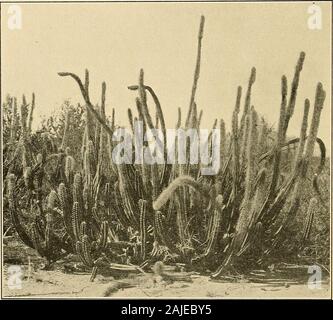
[1,2,331,151]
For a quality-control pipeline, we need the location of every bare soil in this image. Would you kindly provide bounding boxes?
[2,240,330,299]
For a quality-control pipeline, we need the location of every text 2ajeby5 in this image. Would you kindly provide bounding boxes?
[163,304,212,316]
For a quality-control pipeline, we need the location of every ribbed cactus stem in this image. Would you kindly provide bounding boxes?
[20,97,28,138]
[7,174,16,198]
[231,86,241,189]
[197,109,203,128]
[294,99,310,168]
[128,108,134,133]
[220,119,226,166]
[240,113,250,166]
[278,75,288,145]
[139,199,147,260]
[98,90,106,168]
[72,202,81,241]
[47,190,59,210]
[7,174,35,249]
[57,183,73,240]
[176,107,182,129]
[175,193,188,244]
[57,183,67,208]
[31,226,45,257]
[73,173,84,208]
[45,212,53,251]
[128,84,166,151]
[98,221,108,250]
[233,108,256,250]
[283,52,305,135]
[80,221,87,238]
[87,139,96,178]
[76,241,87,265]
[244,67,256,115]
[101,82,106,118]
[291,84,326,202]
[250,109,258,158]
[28,93,35,133]
[302,198,318,242]
[249,167,268,227]
[304,83,326,163]
[258,117,268,152]
[239,67,256,140]
[269,76,288,197]
[244,109,256,202]
[65,155,75,181]
[186,15,205,128]
[138,69,154,130]
[82,235,93,266]
[154,211,179,254]
[9,98,18,144]
[203,195,224,256]
[61,110,70,151]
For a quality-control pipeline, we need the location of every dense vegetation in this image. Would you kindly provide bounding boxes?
[3,16,329,281]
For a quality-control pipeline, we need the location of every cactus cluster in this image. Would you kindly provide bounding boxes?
[4,15,327,278]
[4,95,74,267]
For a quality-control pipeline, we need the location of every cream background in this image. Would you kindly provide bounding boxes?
[1,1,331,151]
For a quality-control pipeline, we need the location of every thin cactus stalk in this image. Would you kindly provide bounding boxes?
[61,110,70,151]
[27,93,35,134]
[192,195,224,262]
[268,75,288,198]
[303,83,326,165]
[294,99,310,169]
[154,211,180,255]
[186,15,205,128]
[302,198,318,243]
[283,52,306,136]
[139,199,147,260]
[233,108,256,251]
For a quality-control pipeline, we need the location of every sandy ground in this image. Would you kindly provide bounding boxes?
[2,264,330,299]
[2,240,330,299]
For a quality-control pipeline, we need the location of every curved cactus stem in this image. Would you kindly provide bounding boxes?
[31,225,46,258]
[153,176,210,211]
[90,266,98,282]
[7,175,35,249]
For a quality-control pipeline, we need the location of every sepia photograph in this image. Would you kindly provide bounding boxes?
[1,1,331,300]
